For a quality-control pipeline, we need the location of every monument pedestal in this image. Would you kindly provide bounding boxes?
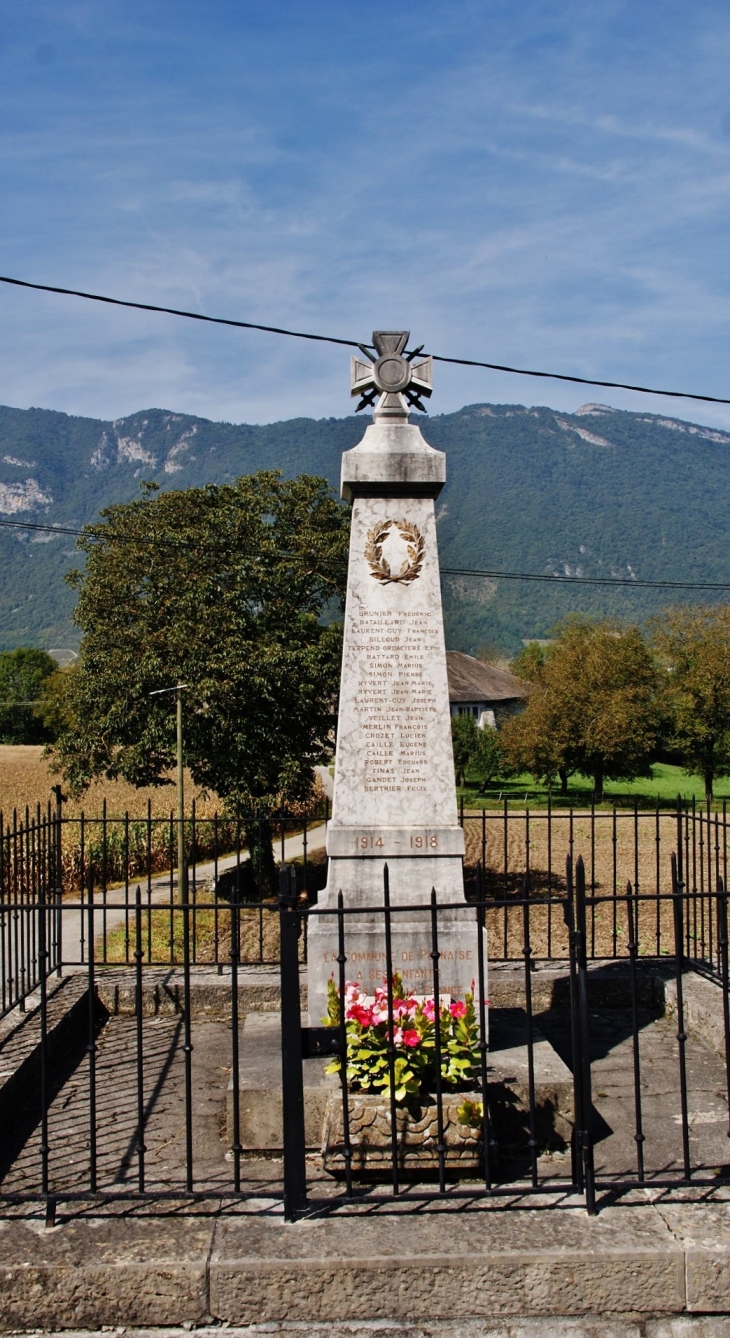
[307,333,481,1021]
[308,900,481,1017]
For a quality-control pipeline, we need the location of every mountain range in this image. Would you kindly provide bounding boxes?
[1,398,728,656]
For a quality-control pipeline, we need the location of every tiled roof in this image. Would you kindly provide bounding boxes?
[446,650,530,704]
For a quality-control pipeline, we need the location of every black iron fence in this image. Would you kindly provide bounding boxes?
[0,800,328,993]
[51,796,330,898]
[279,852,730,1219]
[2,793,730,1221]
[460,797,729,974]
[0,803,62,1016]
[3,796,730,1006]
[1,852,729,1221]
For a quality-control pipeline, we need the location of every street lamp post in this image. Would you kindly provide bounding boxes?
[150,684,189,904]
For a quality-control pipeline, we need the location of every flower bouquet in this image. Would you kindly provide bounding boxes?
[320,973,486,1174]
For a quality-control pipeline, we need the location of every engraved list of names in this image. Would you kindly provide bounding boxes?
[351,607,440,798]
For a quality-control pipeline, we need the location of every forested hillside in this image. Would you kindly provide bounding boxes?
[1,399,728,654]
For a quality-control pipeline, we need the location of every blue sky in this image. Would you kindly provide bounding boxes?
[1,0,729,427]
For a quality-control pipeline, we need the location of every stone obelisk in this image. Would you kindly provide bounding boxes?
[307,333,476,1019]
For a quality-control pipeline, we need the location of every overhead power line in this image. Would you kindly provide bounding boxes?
[440,566,730,592]
[3,515,730,593]
[0,516,195,549]
[0,273,728,407]
[0,275,364,350]
[0,514,344,556]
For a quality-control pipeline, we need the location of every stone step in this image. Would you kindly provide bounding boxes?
[83,956,672,1022]
[1,1196,727,1327]
[227,1011,337,1151]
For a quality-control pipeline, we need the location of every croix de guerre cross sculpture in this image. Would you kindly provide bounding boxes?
[307,332,478,1019]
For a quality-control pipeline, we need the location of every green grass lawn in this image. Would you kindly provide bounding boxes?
[458,762,730,811]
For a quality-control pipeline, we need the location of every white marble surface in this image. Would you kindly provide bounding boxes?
[309,409,473,1020]
[328,494,461,836]
[340,418,445,501]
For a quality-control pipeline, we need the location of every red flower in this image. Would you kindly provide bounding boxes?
[449,1001,467,1019]
[402,1029,420,1047]
[347,1003,374,1027]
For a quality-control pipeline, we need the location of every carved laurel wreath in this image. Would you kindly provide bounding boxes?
[364,517,426,585]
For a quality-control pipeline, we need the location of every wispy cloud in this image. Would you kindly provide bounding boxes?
[0,0,728,429]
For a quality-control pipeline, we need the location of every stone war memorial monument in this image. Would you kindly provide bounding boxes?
[308,332,481,1018]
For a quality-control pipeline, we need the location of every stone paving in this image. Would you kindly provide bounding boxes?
[2,1014,280,1199]
[2,988,729,1203]
[534,1004,730,1186]
[2,971,730,1330]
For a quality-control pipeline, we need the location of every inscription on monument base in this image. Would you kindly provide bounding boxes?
[327,825,465,859]
[312,915,482,1001]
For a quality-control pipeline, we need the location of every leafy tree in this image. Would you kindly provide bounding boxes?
[502,620,662,802]
[0,648,58,743]
[451,713,509,791]
[651,605,730,800]
[502,681,573,794]
[451,713,478,787]
[51,471,350,891]
[34,665,77,739]
[470,725,508,792]
[510,641,548,683]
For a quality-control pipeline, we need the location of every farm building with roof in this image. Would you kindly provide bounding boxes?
[445,651,529,730]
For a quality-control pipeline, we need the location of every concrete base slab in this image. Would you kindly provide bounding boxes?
[0,1215,213,1331]
[654,1202,730,1312]
[664,974,729,1063]
[70,958,674,1024]
[488,1008,574,1147]
[208,1203,684,1324]
[2,1198,730,1330]
[227,1012,337,1150]
[228,1007,574,1155]
[92,965,293,1020]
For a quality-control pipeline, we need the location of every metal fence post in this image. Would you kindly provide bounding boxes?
[716,875,730,1139]
[38,872,49,1199]
[51,786,63,976]
[279,862,307,1220]
[575,855,596,1214]
[564,857,582,1192]
[625,880,645,1181]
[671,851,692,1180]
[521,875,538,1188]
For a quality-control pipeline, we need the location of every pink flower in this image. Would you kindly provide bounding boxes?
[402,1029,420,1047]
[421,999,436,1022]
[450,1001,467,1019]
